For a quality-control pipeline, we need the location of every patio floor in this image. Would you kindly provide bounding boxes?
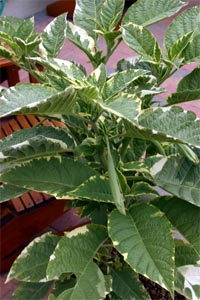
[1,1,200,299]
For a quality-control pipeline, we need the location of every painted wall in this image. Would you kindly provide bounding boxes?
[2,0,56,18]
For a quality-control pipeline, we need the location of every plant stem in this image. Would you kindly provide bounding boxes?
[103,36,122,65]
[120,137,131,160]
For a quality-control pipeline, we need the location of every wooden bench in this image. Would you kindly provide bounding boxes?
[0,115,69,272]
[0,59,83,272]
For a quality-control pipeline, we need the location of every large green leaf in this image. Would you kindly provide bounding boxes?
[110,268,150,300]
[65,22,95,58]
[122,24,161,61]
[175,264,200,300]
[29,57,86,83]
[41,13,67,57]
[182,34,200,63]
[70,175,114,203]
[47,225,108,300]
[13,282,52,300]
[96,98,200,149]
[100,100,200,148]
[175,240,200,268]
[0,184,28,202]
[73,0,105,41]
[0,84,76,118]
[137,106,200,148]
[151,153,200,206]
[177,67,200,92]
[167,90,200,105]
[166,31,194,61]
[7,233,61,282]
[122,0,185,27]
[99,0,124,31]
[153,197,200,254]
[167,67,200,104]
[99,93,141,122]
[108,203,174,295]
[0,127,75,171]
[0,157,97,199]
[102,69,148,99]
[0,126,74,152]
[164,6,200,51]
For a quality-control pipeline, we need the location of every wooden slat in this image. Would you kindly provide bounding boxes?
[29,191,44,205]
[0,127,6,138]
[41,193,53,201]
[24,115,40,127]
[51,120,66,128]
[1,122,13,136]
[40,119,55,126]
[10,197,25,212]
[19,193,35,209]
[15,115,31,129]
[7,118,21,133]
[1,114,66,214]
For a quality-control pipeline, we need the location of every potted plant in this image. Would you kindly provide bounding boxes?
[0,0,200,299]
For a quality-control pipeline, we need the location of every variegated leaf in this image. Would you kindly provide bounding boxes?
[150,153,200,206]
[99,0,124,31]
[164,6,200,51]
[47,225,108,300]
[108,203,174,296]
[182,34,200,63]
[102,69,148,99]
[29,57,86,83]
[65,22,95,57]
[41,13,67,57]
[0,157,97,199]
[73,0,105,41]
[123,0,185,27]
[0,84,76,118]
[7,233,61,282]
[0,126,75,171]
[70,175,114,203]
[122,23,162,61]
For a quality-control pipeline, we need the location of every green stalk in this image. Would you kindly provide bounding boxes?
[106,136,126,215]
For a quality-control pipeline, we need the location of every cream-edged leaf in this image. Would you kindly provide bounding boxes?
[0,157,97,199]
[0,84,76,118]
[108,203,174,296]
[41,13,67,57]
[123,0,185,27]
